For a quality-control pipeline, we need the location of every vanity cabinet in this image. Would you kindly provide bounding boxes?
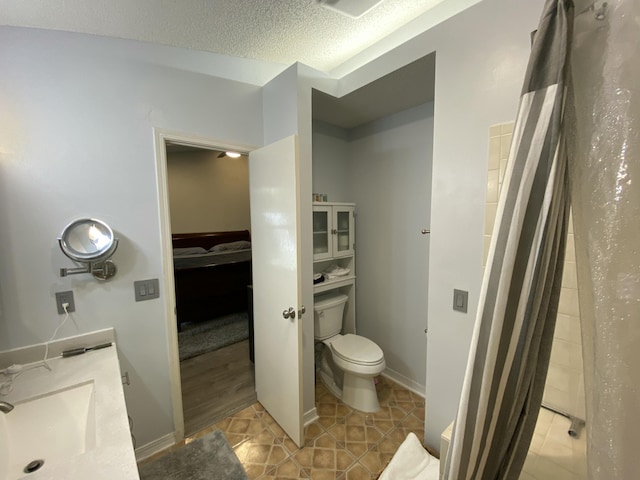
[312,203,355,261]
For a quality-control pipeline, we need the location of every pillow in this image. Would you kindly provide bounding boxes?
[209,240,251,253]
[173,246,207,256]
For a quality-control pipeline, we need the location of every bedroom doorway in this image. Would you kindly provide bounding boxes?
[159,135,258,438]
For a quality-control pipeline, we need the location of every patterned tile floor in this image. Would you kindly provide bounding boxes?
[205,375,426,480]
[140,375,588,479]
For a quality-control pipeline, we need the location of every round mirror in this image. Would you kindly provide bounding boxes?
[59,218,118,263]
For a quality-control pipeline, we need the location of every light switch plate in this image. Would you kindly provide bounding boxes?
[453,289,468,313]
[134,279,160,302]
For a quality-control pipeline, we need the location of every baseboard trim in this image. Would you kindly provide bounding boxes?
[303,407,319,427]
[382,368,425,398]
[135,432,176,462]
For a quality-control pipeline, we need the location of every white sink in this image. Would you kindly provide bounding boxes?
[0,381,96,479]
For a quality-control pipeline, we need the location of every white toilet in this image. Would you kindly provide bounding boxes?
[314,293,386,413]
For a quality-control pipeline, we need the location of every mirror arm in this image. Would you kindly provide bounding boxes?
[60,265,91,277]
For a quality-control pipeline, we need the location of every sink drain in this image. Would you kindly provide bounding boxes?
[24,459,44,474]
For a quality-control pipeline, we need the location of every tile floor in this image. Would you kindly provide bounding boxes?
[196,375,426,479]
[142,376,588,479]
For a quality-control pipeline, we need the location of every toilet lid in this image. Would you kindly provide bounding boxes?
[330,334,384,366]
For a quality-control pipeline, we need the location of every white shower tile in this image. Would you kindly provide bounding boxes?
[565,233,576,261]
[485,202,498,236]
[483,235,492,267]
[574,376,586,420]
[555,314,582,345]
[568,209,574,234]
[528,456,579,480]
[487,168,500,203]
[540,439,575,473]
[536,408,554,428]
[500,133,513,160]
[519,472,537,480]
[489,136,501,169]
[558,287,580,317]
[499,157,509,184]
[545,364,574,393]
[550,339,583,370]
[529,432,546,455]
[501,122,515,134]
[562,261,578,289]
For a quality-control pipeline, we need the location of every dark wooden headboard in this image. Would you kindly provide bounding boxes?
[171,230,251,251]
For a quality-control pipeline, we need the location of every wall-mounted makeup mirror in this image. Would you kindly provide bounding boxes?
[58,218,119,280]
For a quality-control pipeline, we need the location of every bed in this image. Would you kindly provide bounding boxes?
[172,230,252,331]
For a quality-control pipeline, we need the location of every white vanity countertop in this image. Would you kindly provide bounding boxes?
[2,338,139,480]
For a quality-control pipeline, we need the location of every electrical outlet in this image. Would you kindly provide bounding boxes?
[55,290,76,314]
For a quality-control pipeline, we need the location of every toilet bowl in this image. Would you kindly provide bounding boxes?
[314,293,386,413]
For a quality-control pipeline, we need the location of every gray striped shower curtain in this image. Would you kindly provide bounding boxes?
[443,1,574,478]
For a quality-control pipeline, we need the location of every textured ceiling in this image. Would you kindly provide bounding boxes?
[1,0,447,72]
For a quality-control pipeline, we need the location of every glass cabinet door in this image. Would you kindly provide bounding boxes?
[332,206,354,257]
[313,206,332,260]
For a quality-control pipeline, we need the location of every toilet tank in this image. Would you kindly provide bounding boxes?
[314,293,348,340]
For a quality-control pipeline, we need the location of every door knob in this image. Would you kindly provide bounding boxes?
[282,307,296,319]
[298,305,306,318]
[421,229,430,234]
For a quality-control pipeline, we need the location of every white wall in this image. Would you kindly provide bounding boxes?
[1,0,548,452]
[167,150,250,234]
[312,103,433,392]
[311,121,350,202]
[0,27,264,447]
[329,0,545,449]
[348,102,433,391]
[262,64,318,417]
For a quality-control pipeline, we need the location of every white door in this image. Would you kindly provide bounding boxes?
[249,135,303,447]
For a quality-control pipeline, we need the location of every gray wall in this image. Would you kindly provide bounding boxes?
[332,0,545,449]
[0,27,264,447]
[312,103,434,392]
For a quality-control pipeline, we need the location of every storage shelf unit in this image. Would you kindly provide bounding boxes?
[313,202,356,334]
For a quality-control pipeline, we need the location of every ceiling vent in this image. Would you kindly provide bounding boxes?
[316,0,385,19]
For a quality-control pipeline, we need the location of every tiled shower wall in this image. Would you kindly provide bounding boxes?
[484,123,585,420]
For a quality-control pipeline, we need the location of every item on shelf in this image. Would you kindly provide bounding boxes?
[313,273,325,284]
[323,264,350,280]
[313,193,328,202]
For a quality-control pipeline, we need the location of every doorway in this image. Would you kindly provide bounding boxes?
[154,131,258,440]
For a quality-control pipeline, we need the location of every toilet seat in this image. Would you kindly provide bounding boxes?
[328,334,384,366]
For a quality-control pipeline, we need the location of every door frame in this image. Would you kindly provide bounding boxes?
[153,128,258,442]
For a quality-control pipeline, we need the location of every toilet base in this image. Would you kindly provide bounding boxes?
[342,372,380,413]
[319,348,381,413]
[320,368,343,401]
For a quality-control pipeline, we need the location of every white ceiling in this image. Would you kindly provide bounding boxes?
[313,52,435,128]
[1,0,449,72]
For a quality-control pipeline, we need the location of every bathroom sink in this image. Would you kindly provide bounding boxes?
[0,381,96,479]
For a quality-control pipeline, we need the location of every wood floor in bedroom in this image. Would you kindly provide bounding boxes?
[180,338,257,437]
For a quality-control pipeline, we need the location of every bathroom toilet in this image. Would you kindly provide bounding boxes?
[314,293,386,413]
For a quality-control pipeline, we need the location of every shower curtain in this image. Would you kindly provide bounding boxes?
[444,0,640,478]
[443,1,573,477]
[565,0,640,478]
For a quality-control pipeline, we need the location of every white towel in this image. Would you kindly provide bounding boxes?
[378,433,440,480]
[323,264,350,279]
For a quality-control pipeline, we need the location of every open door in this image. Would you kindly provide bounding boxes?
[249,135,303,447]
